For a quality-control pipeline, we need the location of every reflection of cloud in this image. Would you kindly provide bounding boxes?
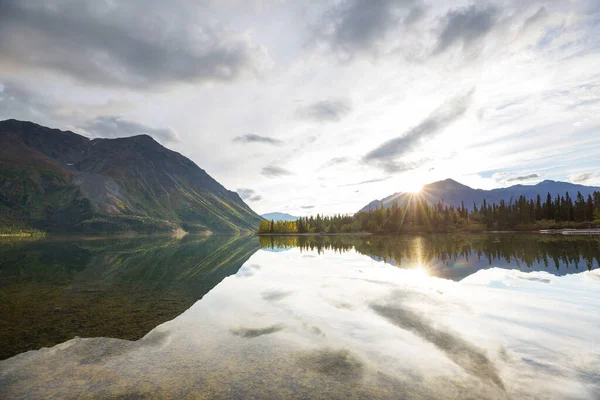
[2,254,599,400]
[371,303,505,389]
[296,349,363,380]
[261,289,293,302]
[517,276,551,284]
[230,324,285,338]
[236,264,262,278]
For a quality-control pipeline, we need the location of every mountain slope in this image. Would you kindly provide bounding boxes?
[261,212,298,222]
[358,178,600,213]
[0,119,262,233]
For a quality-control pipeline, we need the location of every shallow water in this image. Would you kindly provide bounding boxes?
[1,234,599,399]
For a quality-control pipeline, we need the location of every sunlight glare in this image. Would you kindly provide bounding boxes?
[401,174,424,193]
[406,182,423,194]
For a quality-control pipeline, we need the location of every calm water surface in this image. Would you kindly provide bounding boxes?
[1,234,599,399]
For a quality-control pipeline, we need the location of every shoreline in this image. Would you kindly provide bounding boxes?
[0,233,44,237]
[256,232,373,237]
[257,229,600,236]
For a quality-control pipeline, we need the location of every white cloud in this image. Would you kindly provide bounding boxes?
[0,0,599,215]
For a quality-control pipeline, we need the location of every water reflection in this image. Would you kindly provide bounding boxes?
[0,234,259,359]
[1,235,599,399]
[259,234,600,280]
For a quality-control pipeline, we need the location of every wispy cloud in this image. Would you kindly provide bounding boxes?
[363,91,473,173]
[296,100,351,122]
[339,177,390,187]
[320,156,351,169]
[80,116,180,143]
[261,165,293,178]
[570,172,596,184]
[434,5,498,54]
[506,173,541,183]
[237,188,262,202]
[233,134,282,146]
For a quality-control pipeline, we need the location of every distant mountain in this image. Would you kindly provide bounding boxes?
[0,119,262,233]
[261,212,299,222]
[358,178,600,213]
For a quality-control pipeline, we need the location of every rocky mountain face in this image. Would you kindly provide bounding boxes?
[0,119,262,233]
[358,178,600,213]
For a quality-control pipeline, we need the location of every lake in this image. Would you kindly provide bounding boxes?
[1,234,599,399]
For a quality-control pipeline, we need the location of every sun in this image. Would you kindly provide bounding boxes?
[405,181,423,193]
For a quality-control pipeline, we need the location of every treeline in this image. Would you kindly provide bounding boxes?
[258,235,600,272]
[258,190,600,234]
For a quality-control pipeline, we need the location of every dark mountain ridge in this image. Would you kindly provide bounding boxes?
[0,119,262,233]
[359,178,600,213]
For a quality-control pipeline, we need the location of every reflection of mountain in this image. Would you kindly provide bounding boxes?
[259,234,600,281]
[0,234,259,360]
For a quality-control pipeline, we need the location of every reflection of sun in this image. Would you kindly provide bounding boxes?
[407,263,432,284]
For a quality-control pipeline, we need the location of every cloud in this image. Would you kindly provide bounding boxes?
[233,134,282,146]
[339,177,391,187]
[506,173,541,183]
[570,172,595,184]
[320,156,351,169]
[434,5,498,54]
[296,100,352,122]
[363,91,473,173]
[0,1,270,88]
[237,188,262,202]
[261,165,293,178]
[522,7,548,32]
[301,205,315,209]
[0,81,56,121]
[80,116,180,143]
[312,0,424,58]
[491,172,509,181]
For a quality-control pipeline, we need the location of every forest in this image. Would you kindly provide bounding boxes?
[257,234,600,272]
[258,190,600,234]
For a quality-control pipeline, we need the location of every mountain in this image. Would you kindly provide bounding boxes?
[261,212,299,222]
[358,178,600,213]
[0,119,262,233]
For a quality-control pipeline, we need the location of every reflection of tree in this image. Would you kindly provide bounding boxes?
[258,235,600,273]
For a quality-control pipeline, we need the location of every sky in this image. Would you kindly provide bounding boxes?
[1,0,600,216]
